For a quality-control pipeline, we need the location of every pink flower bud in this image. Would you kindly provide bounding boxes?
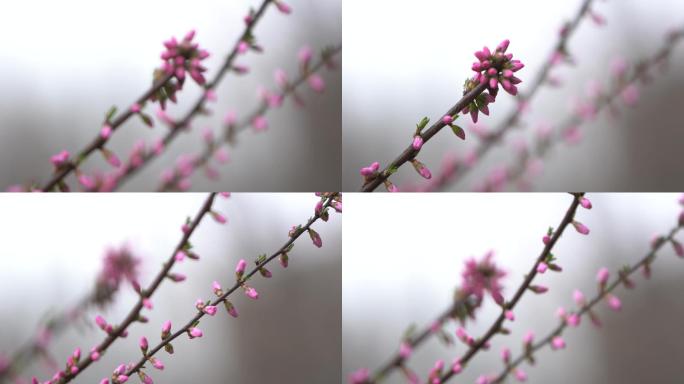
[504,310,515,321]
[597,267,610,286]
[573,289,586,306]
[274,0,292,14]
[130,103,141,113]
[237,41,249,54]
[117,375,129,383]
[412,136,424,150]
[579,197,592,209]
[212,281,222,295]
[100,125,113,139]
[399,342,412,359]
[203,305,218,316]
[161,320,172,334]
[224,301,239,318]
[606,294,622,311]
[442,115,454,125]
[139,336,148,352]
[566,313,581,327]
[501,347,511,363]
[298,46,313,68]
[142,298,153,310]
[50,150,70,167]
[189,327,203,338]
[245,286,259,300]
[551,336,566,350]
[537,262,548,274]
[672,240,684,258]
[175,250,186,262]
[309,228,323,248]
[452,359,462,374]
[204,89,217,102]
[235,259,247,277]
[360,162,380,177]
[152,358,164,370]
[542,235,551,245]
[90,347,101,361]
[523,330,534,345]
[307,74,325,93]
[513,368,527,382]
[252,115,268,132]
[621,84,639,107]
[274,68,288,88]
[610,57,628,78]
[572,220,590,235]
[95,315,107,330]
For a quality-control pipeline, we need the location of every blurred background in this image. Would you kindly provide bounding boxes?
[0,0,341,191]
[343,193,684,383]
[343,0,684,191]
[0,193,341,383]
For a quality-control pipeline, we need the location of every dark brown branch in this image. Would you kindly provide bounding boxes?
[360,82,488,192]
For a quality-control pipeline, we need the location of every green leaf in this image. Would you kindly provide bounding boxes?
[139,113,154,128]
[450,124,466,140]
[105,105,117,122]
[416,116,430,130]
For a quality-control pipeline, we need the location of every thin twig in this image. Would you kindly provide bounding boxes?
[436,193,584,383]
[55,193,218,383]
[491,225,682,383]
[123,193,340,380]
[360,82,489,192]
[153,45,342,191]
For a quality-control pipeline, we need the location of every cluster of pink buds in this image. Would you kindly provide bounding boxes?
[464,40,524,123]
[153,30,210,109]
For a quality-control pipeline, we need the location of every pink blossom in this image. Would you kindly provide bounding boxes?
[274,69,288,88]
[399,342,412,359]
[212,281,222,295]
[504,309,515,321]
[537,262,548,274]
[360,162,380,177]
[461,250,507,306]
[513,368,528,382]
[211,211,227,224]
[274,0,292,14]
[161,320,172,335]
[203,305,218,316]
[298,46,313,68]
[237,41,249,54]
[566,313,581,327]
[139,336,148,352]
[610,57,628,78]
[606,294,622,311]
[573,289,586,306]
[572,220,590,235]
[100,125,113,139]
[501,347,511,363]
[308,74,325,93]
[551,336,566,350]
[244,286,259,300]
[235,259,247,277]
[189,327,203,338]
[523,330,534,345]
[50,150,71,167]
[348,368,370,384]
[252,115,268,132]
[621,85,639,107]
[142,298,153,310]
[152,358,164,370]
[579,197,592,209]
[309,228,323,248]
[597,267,610,286]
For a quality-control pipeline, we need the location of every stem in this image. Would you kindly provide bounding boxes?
[360,82,488,192]
[56,193,218,383]
[40,0,274,192]
[491,225,681,383]
[154,45,341,191]
[40,73,173,191]
[123,193,339,379]
[499,28,683,190]
[370,300,467,383]
[430,0,595,191]
[436,193,584,383]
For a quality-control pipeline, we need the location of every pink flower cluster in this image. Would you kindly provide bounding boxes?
[465,40,524,123]
[461,250,507,306]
